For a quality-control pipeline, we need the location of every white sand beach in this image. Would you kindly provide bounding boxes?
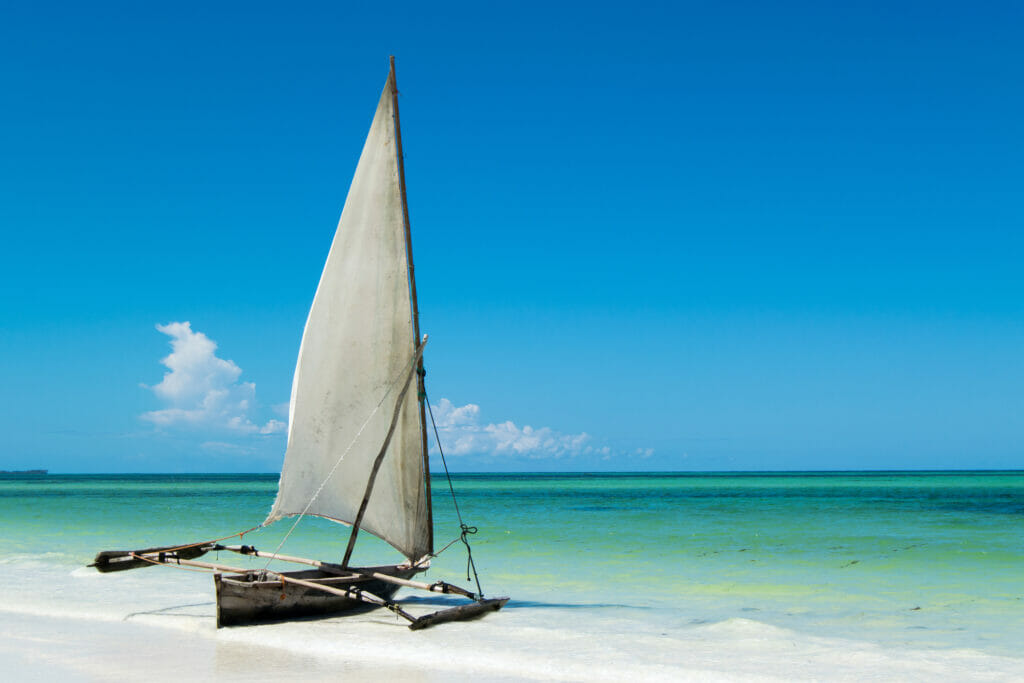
[3,560,1023,682]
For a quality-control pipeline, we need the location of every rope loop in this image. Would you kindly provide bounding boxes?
[458,523,479,584]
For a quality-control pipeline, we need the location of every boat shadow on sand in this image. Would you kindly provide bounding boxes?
[122,594,638,624]
[398,595,639,610]
[123,602,215,621]
[124,599,390,624]
[122,596,635,628]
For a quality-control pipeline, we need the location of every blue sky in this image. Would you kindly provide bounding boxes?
[1,2,1021,472]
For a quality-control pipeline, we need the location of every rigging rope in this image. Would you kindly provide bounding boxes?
[424,388,484,598]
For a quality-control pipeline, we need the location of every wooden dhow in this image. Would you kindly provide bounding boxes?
[91,58,508,629]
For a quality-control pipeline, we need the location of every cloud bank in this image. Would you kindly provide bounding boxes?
[430,398,600,459]
[141,322,284,436]
[139,323,646,464]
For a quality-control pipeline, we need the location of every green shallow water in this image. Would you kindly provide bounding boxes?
[1,471,1022,654]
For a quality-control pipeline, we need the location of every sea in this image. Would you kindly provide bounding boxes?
[1,471,1022,681]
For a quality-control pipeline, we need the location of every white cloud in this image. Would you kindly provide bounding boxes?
[430,398,593,459]
[141,322,285,435]
[260,419,286,434]
[200,441,255,455]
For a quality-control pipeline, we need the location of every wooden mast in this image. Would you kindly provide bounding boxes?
[341,57,434,567]
[390,55,435,553]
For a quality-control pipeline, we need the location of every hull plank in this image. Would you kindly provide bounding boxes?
[215,566,419,627]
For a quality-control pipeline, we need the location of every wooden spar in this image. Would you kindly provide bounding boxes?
[219,545,477,599]
[133,555,270,575]
[341,338,428,567]
[357,569,474,599]
[390,55,434,553]
[221,547,351,573]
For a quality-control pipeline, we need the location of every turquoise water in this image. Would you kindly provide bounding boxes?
[1,471,1022,657]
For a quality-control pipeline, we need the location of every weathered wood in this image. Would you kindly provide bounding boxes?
[214,566,420,627]
[341,338,427,567]
[221,545,352,574]
[124,551,419,625]
[409,597,510,630]
[90,543,214,572]
[273,574,416,622]
[360,570,476,599]
[215,569,403,627]
[133,554,266,575]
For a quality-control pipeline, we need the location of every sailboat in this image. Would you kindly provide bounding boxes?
[91,58,508,630]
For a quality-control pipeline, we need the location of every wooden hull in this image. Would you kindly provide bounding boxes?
[214,566,421,627]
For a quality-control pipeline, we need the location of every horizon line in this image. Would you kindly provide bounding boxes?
[7,468,1023,476]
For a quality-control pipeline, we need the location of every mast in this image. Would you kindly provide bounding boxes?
[390,55,434,553]
[270,59,435,565]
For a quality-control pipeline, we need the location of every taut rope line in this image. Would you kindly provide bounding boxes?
[424,392,483,598]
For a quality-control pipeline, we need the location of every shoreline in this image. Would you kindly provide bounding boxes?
[4,590,1024,682]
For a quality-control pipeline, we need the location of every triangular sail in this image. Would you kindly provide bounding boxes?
[265,71,431,562]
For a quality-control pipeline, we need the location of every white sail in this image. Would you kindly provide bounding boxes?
[265,73,431,562]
